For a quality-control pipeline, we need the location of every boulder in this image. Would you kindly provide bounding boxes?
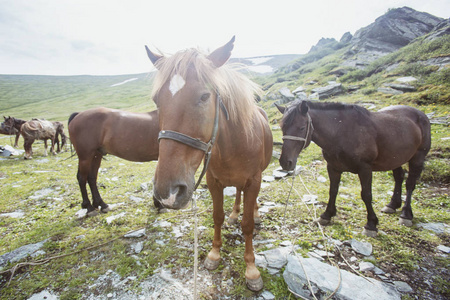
[384,83,416,92]
[283,255,400,300]
[311,83,343,99]
[377,87,403,95]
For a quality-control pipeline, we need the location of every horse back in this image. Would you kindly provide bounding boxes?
[21,119,56,140]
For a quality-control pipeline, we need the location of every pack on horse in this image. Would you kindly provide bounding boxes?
[146,37,273,291]
[276,100,431,237]
[68,107,160,216]
[20,119,66,159]
[1,116,25,147]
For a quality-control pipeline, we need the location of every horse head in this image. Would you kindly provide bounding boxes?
[146,37,235,209]
[276,100,314,171]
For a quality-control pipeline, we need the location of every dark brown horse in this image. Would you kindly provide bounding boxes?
[1,116,25,147]
[68,107,160,216]
[146,37,273,291]
[276,100,431,236]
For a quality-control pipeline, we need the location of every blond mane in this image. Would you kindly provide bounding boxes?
[151,48,261,136]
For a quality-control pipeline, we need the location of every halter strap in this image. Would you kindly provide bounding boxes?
[158,92,225,190]
[282,113,313,151]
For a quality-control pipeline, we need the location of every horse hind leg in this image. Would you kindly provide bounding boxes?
[227,189,242,225]
[399,157,425,227]
[358,168,379,237]
[315,166,341,226]
[77,165,97,217]
[89,154,110,213]
[382,167,404,214]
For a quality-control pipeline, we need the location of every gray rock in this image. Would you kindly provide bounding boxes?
[259,290,275,300]
[394,281,414,293]
[377,87,404,95]
[28,290,59,300]
[292,86,305,94]
[396,76,417,83]
[0,239,48,267]
[417,222,450,235]
[124,228,146,238]
[359,261,375,272]
[131,242,144,254]
[284,255,400,300]
[311,83,343,99]
[384,83,416,92]
[259,247,291,271]
[349,239,373,256]
[437,245,450,254]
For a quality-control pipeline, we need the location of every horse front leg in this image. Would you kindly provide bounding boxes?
[204,173,225,271]
[49,137,56,155]
[242,179,263,291]
[382,167,404,214]
[23,139,33,159]
[358,168,378,237]
[316,165,341,225]
[14,133,20,148]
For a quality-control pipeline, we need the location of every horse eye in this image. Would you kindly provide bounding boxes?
[201,93,211,102]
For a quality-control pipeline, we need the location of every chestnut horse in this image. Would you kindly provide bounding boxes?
[276,100,431,236]
[146,37,273,291]
[68,107,160,216]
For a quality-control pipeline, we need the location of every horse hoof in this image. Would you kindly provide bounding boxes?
[314,217,331,226]
[362,228,378,237]
[227,217,238,225]
[381,206,396,214]
[101,206,111,213]
[254,217,262,225]
[399,218,413,227]
[87,210,99,217]
[204,257,220,270]
[246,276,263,292]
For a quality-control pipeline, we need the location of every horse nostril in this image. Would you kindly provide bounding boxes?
[174,183,188,199]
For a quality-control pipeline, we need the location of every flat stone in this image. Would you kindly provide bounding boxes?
[437,245,450,253]
[105,212,126,224]
[417,222,450,235]
[394,281,413,293]
[359,261,375,272]
[284,255,400,300]
[260,290,275,300]
[377,87,403,95]
[262,175,275,182]
[0,239,48,267]
[349,239,373,256]
[124,229,146,238]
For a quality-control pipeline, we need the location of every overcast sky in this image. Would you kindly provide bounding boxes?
[0,0,448,76]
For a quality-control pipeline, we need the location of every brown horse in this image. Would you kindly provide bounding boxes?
[146,37,273,291]
[276,100,431,236]
[68,107,160,216]
[1,116,25,147]
[2,117,66,158]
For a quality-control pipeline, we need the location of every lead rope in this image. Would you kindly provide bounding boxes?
[282,169,342,300]
[193,195,199,300]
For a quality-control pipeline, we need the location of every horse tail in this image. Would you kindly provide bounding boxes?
[68,112,79,126]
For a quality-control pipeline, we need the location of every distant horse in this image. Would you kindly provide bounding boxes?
[2,117,67,158]
[276,100,431,236]
[68,107,160,216]
[1,116,25,147]
[146,37,273,291]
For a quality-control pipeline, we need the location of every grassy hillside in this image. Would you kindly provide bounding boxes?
[0,73,157,122]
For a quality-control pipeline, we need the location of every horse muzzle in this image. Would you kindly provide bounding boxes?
[279,155,297,171]
[152,181,193,210]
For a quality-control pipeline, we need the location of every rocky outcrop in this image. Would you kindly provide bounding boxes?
[345,7,443,67]
[310,83,344,99]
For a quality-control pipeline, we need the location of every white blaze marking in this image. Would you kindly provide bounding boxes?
[169,74,185,97]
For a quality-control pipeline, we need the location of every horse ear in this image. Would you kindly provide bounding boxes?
[145,45,163,68]
[299,101,309,115]
[208,36,235,68]
[274,103,286,114]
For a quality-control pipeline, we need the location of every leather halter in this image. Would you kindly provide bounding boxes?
[158,92,228,190]
[282,113,313,151]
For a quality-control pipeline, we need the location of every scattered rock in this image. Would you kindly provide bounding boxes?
[377,87,404,95]
[437,245,450,254]
[359,261,375,272]
[0,239,48,268]
[311,83,343,99]
[348,239,373,256]
[394,281,414,293]
[27,290,59,300]
[417,222,450,235]
[124,228,146,238]
[105,212,126,224]
[223,186,236,197]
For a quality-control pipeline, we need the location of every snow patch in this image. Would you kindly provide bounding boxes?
[110,78,138,87]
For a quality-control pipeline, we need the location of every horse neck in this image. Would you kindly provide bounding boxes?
[309,108,343,148]
[14,119,26,130]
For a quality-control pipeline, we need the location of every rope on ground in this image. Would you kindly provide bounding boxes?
[282,171,342,300]
[0,227,143,286]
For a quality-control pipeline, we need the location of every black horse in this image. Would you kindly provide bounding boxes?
[276,100,431,236]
